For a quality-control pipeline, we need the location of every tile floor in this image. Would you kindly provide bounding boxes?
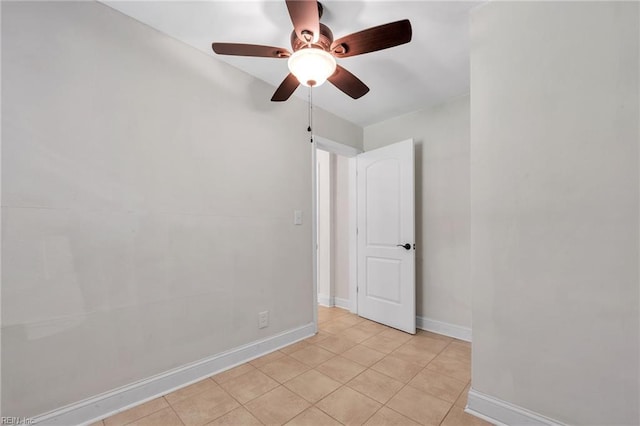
[93,307,490,426]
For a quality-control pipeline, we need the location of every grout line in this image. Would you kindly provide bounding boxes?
[439,400,457,425]
[383,403,422,424]
[114,397,170,426]
[311,401,346,425]
[166,402,186,426]
[360,404,383,425]
[221,386,257,424]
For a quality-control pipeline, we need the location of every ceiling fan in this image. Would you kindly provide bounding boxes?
[211,0,412,102]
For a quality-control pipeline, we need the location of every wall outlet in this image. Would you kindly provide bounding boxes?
[258,311,269,329]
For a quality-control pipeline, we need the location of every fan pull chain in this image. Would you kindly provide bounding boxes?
[307,85,314,143]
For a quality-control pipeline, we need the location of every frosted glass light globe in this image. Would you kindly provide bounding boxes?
[288,48,337,87]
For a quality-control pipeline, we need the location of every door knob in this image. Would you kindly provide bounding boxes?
[396,243,411,250]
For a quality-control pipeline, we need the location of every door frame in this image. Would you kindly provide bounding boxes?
[312,136,362,331]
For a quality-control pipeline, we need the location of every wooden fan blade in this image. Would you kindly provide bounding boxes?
[271,73,300,102]
[286,0,320,43]
[328,65,369,99]
[212,43,291,58]
[330,19,412,58]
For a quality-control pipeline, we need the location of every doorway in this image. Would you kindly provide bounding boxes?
[312,137,416,334]
[316,149,349,309]
[313,137,361,317]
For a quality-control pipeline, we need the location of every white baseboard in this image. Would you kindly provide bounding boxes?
[466,388,567,426]
[33,323,315,426]
[416,316,471,342]
[333,297,350,310]
[318,294,332,307]
[317,295,350,311]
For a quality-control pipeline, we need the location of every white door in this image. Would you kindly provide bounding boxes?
[357,139,415,334]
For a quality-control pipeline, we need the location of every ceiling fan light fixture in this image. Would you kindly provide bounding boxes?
[287,48,336,87]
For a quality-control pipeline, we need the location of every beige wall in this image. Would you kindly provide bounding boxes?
[1,0,362,417]
[470,1,639,424]
[364,96,471,329]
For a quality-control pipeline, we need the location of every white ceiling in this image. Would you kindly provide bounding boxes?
[102,1,482,127]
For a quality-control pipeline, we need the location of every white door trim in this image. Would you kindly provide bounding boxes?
[311,143,318,331]
[316,136,361,158]
[347,157,358,313]
[313,136,362,317]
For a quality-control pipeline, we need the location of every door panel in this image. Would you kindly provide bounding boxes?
[365,159,400,245]
[357,139,415,334]
[366,257,402,303]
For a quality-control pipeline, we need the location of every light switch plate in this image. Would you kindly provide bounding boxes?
[294,210,303,225]
[258,311,269,329]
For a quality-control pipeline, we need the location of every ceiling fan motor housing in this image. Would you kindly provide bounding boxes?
[291,23,333,53]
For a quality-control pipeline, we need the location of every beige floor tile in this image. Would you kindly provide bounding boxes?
[408,369,467,403]
[340,326,378,343]
[320,320,353,335]
[406,335,450,354]
[386,386,452,426]
[258,356,310,383]
[305,331,331,344]
[425,353,471,383]
[219,369,279,404]
[316,335,358,354]
[347,369,404,404]
[250,351,286,368]
[316,386,381,425]
[316,356,367,383]
[318,308,349,323]
[363,406,420,426]
[284,369,341,403]
[245,386,310,425]
[104,398,168,426]
[334,314,365,328]
[205,407,262,425]
[391,342,439,367]
[285,406,342,426]
[341,344,386,367]
[441,342,471,361]
[165,379,218,405]
[88,421,104,426]
[360,334,405,354]
[212,363,256,385]
[128,407,184,426]
[288,345,335,367]
[171,385,239,426]
[449,340,471,351]
[454,383,471,408]
[441,405,493,426]
[353,321,387,335]
[377,328,413,344]
[280,340,311,355]
[371,355,422,383]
